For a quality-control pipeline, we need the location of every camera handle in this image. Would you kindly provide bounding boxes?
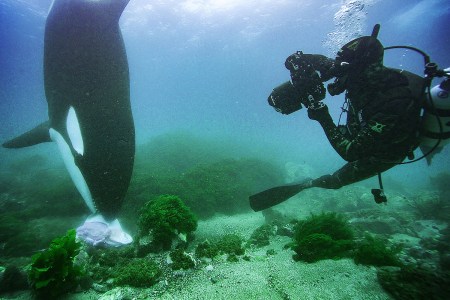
[306,94,325,110]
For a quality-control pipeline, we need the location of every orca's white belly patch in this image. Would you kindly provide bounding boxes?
[49,107,95,213]
[67,106,84,155]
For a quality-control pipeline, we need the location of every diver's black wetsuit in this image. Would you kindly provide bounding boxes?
[299,55,425,190]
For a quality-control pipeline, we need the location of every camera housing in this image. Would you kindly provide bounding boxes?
[267,81,304,115]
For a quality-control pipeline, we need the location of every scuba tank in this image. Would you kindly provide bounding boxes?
[419,76,450,164]
[384,37,450,164]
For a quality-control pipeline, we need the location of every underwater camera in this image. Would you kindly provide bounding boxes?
[268,81,305,115]
[269,51,326,114]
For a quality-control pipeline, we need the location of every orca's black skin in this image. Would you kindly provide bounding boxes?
[3,0,134,221]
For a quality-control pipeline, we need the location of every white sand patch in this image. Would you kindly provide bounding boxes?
[154,238,391,300]
[195,212,266,241]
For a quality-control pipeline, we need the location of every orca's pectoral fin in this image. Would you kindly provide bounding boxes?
[2,121,51,148]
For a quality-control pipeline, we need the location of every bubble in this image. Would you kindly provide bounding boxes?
[323,0,380,56]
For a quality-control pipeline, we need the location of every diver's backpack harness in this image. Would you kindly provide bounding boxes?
[382,46,450,165]
[363,43,450,204]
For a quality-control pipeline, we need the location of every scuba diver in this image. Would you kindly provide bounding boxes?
[250,24,450,212]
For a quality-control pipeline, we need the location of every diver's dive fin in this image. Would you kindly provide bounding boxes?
[249,181,307,212]
[2,121,51,148]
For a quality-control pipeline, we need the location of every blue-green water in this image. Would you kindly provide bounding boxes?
[0,0,449,299]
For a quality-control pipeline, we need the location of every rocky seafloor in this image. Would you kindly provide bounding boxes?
[1,182,450,300]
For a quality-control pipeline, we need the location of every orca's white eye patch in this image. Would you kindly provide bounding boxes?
[67,106,84,155]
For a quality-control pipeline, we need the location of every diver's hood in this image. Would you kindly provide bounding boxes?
[327,25,384,96]
[333,36,384,77]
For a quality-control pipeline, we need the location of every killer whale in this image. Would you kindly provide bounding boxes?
[3,0,134,237]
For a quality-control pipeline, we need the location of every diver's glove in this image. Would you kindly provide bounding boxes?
[285,51,306,74]
[285,51,326,107]
[307,104,332,123]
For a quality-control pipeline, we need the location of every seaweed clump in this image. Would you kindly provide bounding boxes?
[217,234,245,258]
[195,240,219,259]
[28,229,83,299]
[169,249,196,270]
[247,224,276,248]
[354,234,403,267]
[195,234,245,262]
[291,212,354,263]
[377,266,450,299]
[138,194,198,251]
[87,245,136,284]
[85,245,161,288]
[114,258,161,287]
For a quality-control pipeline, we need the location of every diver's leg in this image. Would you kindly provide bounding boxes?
[310,157,398,190]
[250,157,401,212]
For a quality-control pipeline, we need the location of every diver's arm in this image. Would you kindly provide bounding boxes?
[301,54,336,82]
[285,52,335,83]
[308,106,394,162]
